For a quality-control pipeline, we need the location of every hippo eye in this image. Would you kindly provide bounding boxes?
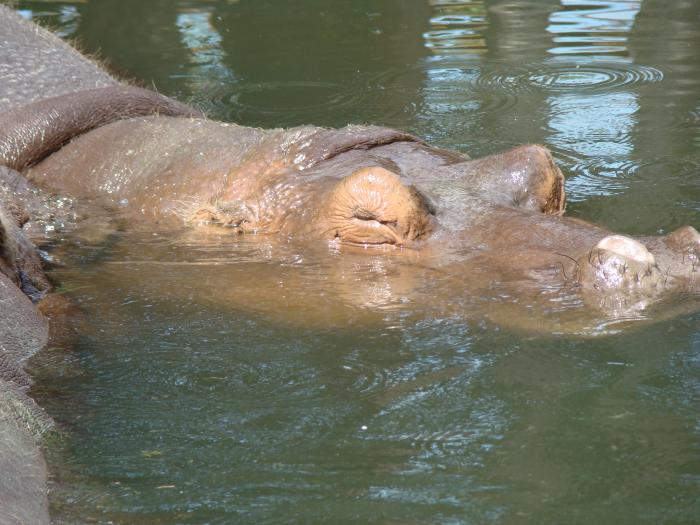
[351,207,399,229]
[352,207,376,221]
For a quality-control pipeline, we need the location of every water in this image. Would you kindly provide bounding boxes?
[9,0,700,522]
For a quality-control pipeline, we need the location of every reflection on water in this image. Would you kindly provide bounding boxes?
[10,0,700,522]
[424,0,488,54]
[175,8,234,91]
[548,0,642,56]
[548,91,639,199]
[544,0,642,201]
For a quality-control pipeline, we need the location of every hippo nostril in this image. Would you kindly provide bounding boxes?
[665,226,700,268]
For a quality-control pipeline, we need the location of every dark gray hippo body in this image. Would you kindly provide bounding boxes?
[0,6,203,524]
[0,6,116,111]
[0,5,201,173]
[0,267,51,525]
[0,200,51,525]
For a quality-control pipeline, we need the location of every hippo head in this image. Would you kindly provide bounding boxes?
[315,167,436,247]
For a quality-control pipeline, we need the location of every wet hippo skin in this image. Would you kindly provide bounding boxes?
[2,9,695,321]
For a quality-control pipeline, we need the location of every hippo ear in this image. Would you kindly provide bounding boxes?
[445,145,566,214]
[321,166,435,246]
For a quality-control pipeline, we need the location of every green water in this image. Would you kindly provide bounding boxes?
[11,0,700,523]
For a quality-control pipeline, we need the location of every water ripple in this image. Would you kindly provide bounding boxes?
[401,58,663,140]
[474,61,663,94]
[560,155,639,200]
[343,358,388,397]
[528,63,663,91]
[203,80,367,124]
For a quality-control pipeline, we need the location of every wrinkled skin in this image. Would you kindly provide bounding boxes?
[0,86,203,172]
[23,116,565,235]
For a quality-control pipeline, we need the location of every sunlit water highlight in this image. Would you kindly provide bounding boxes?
[10,0,700,522]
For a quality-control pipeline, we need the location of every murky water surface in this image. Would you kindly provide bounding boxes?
[10,0,700,522]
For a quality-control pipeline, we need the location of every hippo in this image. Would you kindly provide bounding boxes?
[11,109,698,322]
[0,6,698,522]
[0,4,698,329]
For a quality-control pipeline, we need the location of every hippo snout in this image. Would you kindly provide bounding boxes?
[576,229,700,314]
[577,235,664,311]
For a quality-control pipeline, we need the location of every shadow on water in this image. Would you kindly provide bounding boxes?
[10,0,700,522]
